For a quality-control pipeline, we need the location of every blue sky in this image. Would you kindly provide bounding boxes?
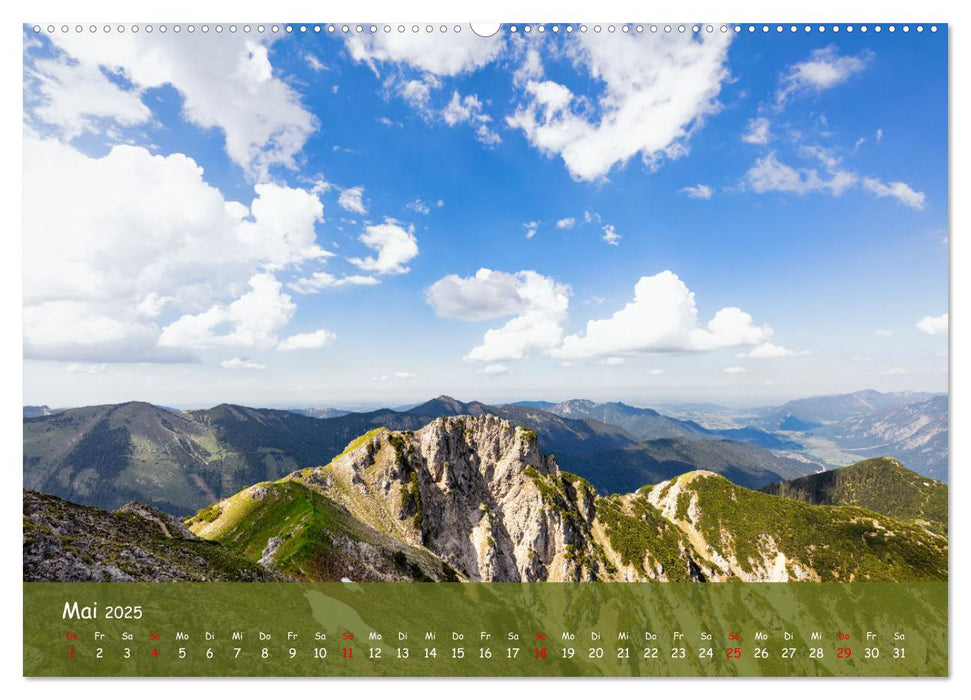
[22,25,948,409]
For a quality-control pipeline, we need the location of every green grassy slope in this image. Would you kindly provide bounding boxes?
[667,471,947,582]
[186,477,456,582]
[762,457,947,536]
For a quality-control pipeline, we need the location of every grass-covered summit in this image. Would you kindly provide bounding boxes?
[762,457,947,536]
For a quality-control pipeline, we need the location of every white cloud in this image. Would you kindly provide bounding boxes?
[601,357,625,366]
[602,224,621,246]
[479,364,510,375]
[399,78,434,109]
[372,372,419,382]
[441,91,502,145]
[680,184,713,200]
[426,268,569,322]
[507,31,732,181]
[862,177,926,210]
[441,92,478,124]
[742,117,771,145]
[348,219,419,275]
[23,137,329,363]
[66,363,109,374]
[221,357,267,370]
[277,329,337,351]
[344,31,504,77]
[556,217,576,230]
[25,51,151,139]
[583,211,601,224]
[288,272,380,294]
[746,152,857,196]
[158,273,296,350]
[738,342,810,359]
[305,53,327,72]
[34,32,316,178]
[407,199,431,214]
[426,269,571,362]
[557,271,773,359]
[723,366,749,374]
[238,182,330,271]
[916,313,948,336]
[876,128,884,143]
[338,186,368,214]
[524,221,539,239]
[475,124,503,146]
[645,369,664,375]
[776,47,870,105]
[875,329,893,337]
[876,367,909,376]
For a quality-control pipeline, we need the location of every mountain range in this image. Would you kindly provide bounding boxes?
[24,415,947,583]
[24,396,822,515]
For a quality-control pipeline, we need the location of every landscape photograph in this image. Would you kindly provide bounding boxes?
[22,24,948,585]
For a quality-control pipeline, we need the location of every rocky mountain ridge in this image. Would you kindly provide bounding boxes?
[187,414,947,584]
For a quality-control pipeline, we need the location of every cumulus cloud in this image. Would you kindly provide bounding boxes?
[723,366,749,374]
[158,273,296,350]
[30,32,316,178]
[426,269,571,362]
[602,224,621,246]
[776,46,870,105]
[742,117,771,145]
[23,137,330,363]
[556,217,576,230]
[746,152,857,196]
[556,271,772,359]
[862,177,926,210]
[524,221,539,239]
[916,313,948,336]
[344,30,504,77]
[737,342,810,359]
[277,329,337,350]
[680,184,713,200]
[24,51,151,139]
[507,31,732,181]
[875,329,893,337]
[221,357,267,370]
[347,220,419,275]
[427,268,568,322]
[479,364,510,375]
[338,186,367,214]
[645,369,664,375]
[288,272,380,294]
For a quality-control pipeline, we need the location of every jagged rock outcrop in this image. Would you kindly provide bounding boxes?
[294,415,605,582]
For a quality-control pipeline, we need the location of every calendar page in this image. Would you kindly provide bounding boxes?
[21,20,948,678]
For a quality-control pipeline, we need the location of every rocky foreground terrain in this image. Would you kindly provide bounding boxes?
[23,490,283,582]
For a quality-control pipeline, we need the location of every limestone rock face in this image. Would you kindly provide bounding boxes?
[312,415,601,582]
